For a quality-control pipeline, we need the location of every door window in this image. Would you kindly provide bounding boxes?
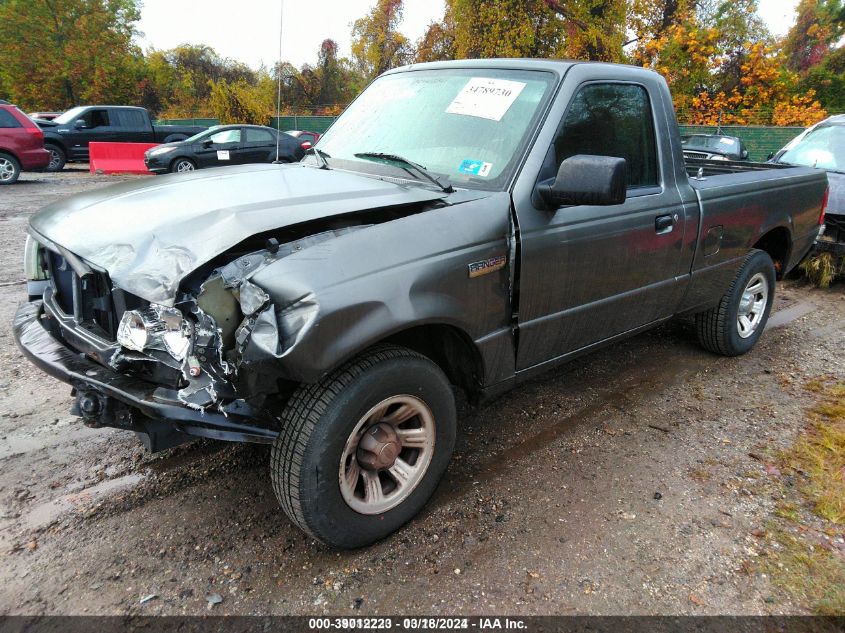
[554,83,659,189]
[80,109,110,128]
[111,109,147,128]
[209,129,241,144]
[245,128,275,143]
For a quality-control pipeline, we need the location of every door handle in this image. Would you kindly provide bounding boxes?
[655,214,678,234]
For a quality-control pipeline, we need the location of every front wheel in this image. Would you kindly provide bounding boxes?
[170,158,196,173]
[271,345,456,548]
[695,249,776,356]
[44,143,65,172]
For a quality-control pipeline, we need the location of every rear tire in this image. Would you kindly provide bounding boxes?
[695,249,776,356]
[44,143,65,172]
[0,152,21,184]
[270,345,456,548]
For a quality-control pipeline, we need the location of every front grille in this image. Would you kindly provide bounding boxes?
[46,250,144,341]
[684,150,710,160]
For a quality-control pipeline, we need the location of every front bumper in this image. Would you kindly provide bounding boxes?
[13,300,278,447]
[143,155,169,174]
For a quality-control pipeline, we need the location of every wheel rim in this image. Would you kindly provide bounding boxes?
[48,149,61,170]
[0,158,15,182]
[737,272,768,339]
[176,160,194,172]
[339,395,436,515]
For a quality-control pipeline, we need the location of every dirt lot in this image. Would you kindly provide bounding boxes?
[0,167,843,616]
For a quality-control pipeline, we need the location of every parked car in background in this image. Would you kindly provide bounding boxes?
[144,125,306,174]
[36,105,206,171]
[285,129,321,149]
[30,112,62,121]
[0,104,50,184]
[681,134,749,161]
[770,115,845,257]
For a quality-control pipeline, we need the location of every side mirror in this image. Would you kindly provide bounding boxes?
[741,149,749,160]
[202,139,213,148]
[538,155,627,208]
[74,119,88,129]
[767,151,776,161]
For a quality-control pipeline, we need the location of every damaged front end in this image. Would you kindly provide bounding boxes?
[15,230,353,451]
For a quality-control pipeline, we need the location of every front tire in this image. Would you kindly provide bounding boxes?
[271,345,456,548]
[170,158,196,173]
[0,152,21,184]
[695,249,776,356]
[44,143,65,172]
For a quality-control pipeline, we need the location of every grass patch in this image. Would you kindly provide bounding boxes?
[782,381,845,523]
[764,379,845,614]
[765,529,845,615]
[800,252,839,288]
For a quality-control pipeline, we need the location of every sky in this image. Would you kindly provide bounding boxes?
[136,0,800,71]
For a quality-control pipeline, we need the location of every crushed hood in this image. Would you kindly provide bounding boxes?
[30,163,448,305]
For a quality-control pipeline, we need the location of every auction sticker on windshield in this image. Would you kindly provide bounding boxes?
[458,159,493,177]
[446,77,527,121]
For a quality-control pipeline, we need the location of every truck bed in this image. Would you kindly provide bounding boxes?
[684,158,792,178]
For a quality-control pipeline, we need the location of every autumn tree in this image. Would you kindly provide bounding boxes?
[0,0,143,110]
[784,0,845,112]
[142,44,257,117]
[351,0,413,80]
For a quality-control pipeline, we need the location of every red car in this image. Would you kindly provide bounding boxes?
[0,104,50,184]
[285,130,321,149]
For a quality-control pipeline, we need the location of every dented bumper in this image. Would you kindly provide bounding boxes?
[13,300,278,446]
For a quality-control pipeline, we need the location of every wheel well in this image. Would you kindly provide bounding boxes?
[383,324,483,400]
[753,227,791,277]
[43,139,65,152]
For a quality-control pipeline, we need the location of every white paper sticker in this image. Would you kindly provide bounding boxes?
[446,78,527,122]
[719,138,736,146]
[217,150,230,161]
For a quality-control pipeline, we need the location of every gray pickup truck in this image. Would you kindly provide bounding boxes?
[15,60,828,548]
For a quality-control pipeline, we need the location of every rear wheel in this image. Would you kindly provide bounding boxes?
[270,345,456,548]
[0,153,20,184]
[44,143,65,172]
[695,249,776,356]
[170,158,195,173]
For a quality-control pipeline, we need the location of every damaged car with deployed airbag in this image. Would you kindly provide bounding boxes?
[16,60,828,548]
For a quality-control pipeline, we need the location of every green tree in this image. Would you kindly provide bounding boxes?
[351,0,413,79]
[0,0,142,110]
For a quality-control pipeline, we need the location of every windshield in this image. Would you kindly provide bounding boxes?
[682,135,739,151]
[183,125,222,143]
[777,124,845,171]
[52,106,87,125]
[315,68,555,190]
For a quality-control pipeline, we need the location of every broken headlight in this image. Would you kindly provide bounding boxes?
[116,304,193,362]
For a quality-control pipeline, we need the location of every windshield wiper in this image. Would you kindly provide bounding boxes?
[354,152,453,193]
[309,147,331,170]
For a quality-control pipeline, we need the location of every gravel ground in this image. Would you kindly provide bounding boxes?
[0,167,842,616]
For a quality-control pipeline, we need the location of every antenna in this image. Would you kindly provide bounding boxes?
[273,0,285,164]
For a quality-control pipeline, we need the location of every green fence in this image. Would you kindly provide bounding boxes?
[678,125,805,162]
[154,118,220,127]
[269,116,337,134]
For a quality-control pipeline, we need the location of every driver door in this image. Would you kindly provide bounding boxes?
[195,127,243,168]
